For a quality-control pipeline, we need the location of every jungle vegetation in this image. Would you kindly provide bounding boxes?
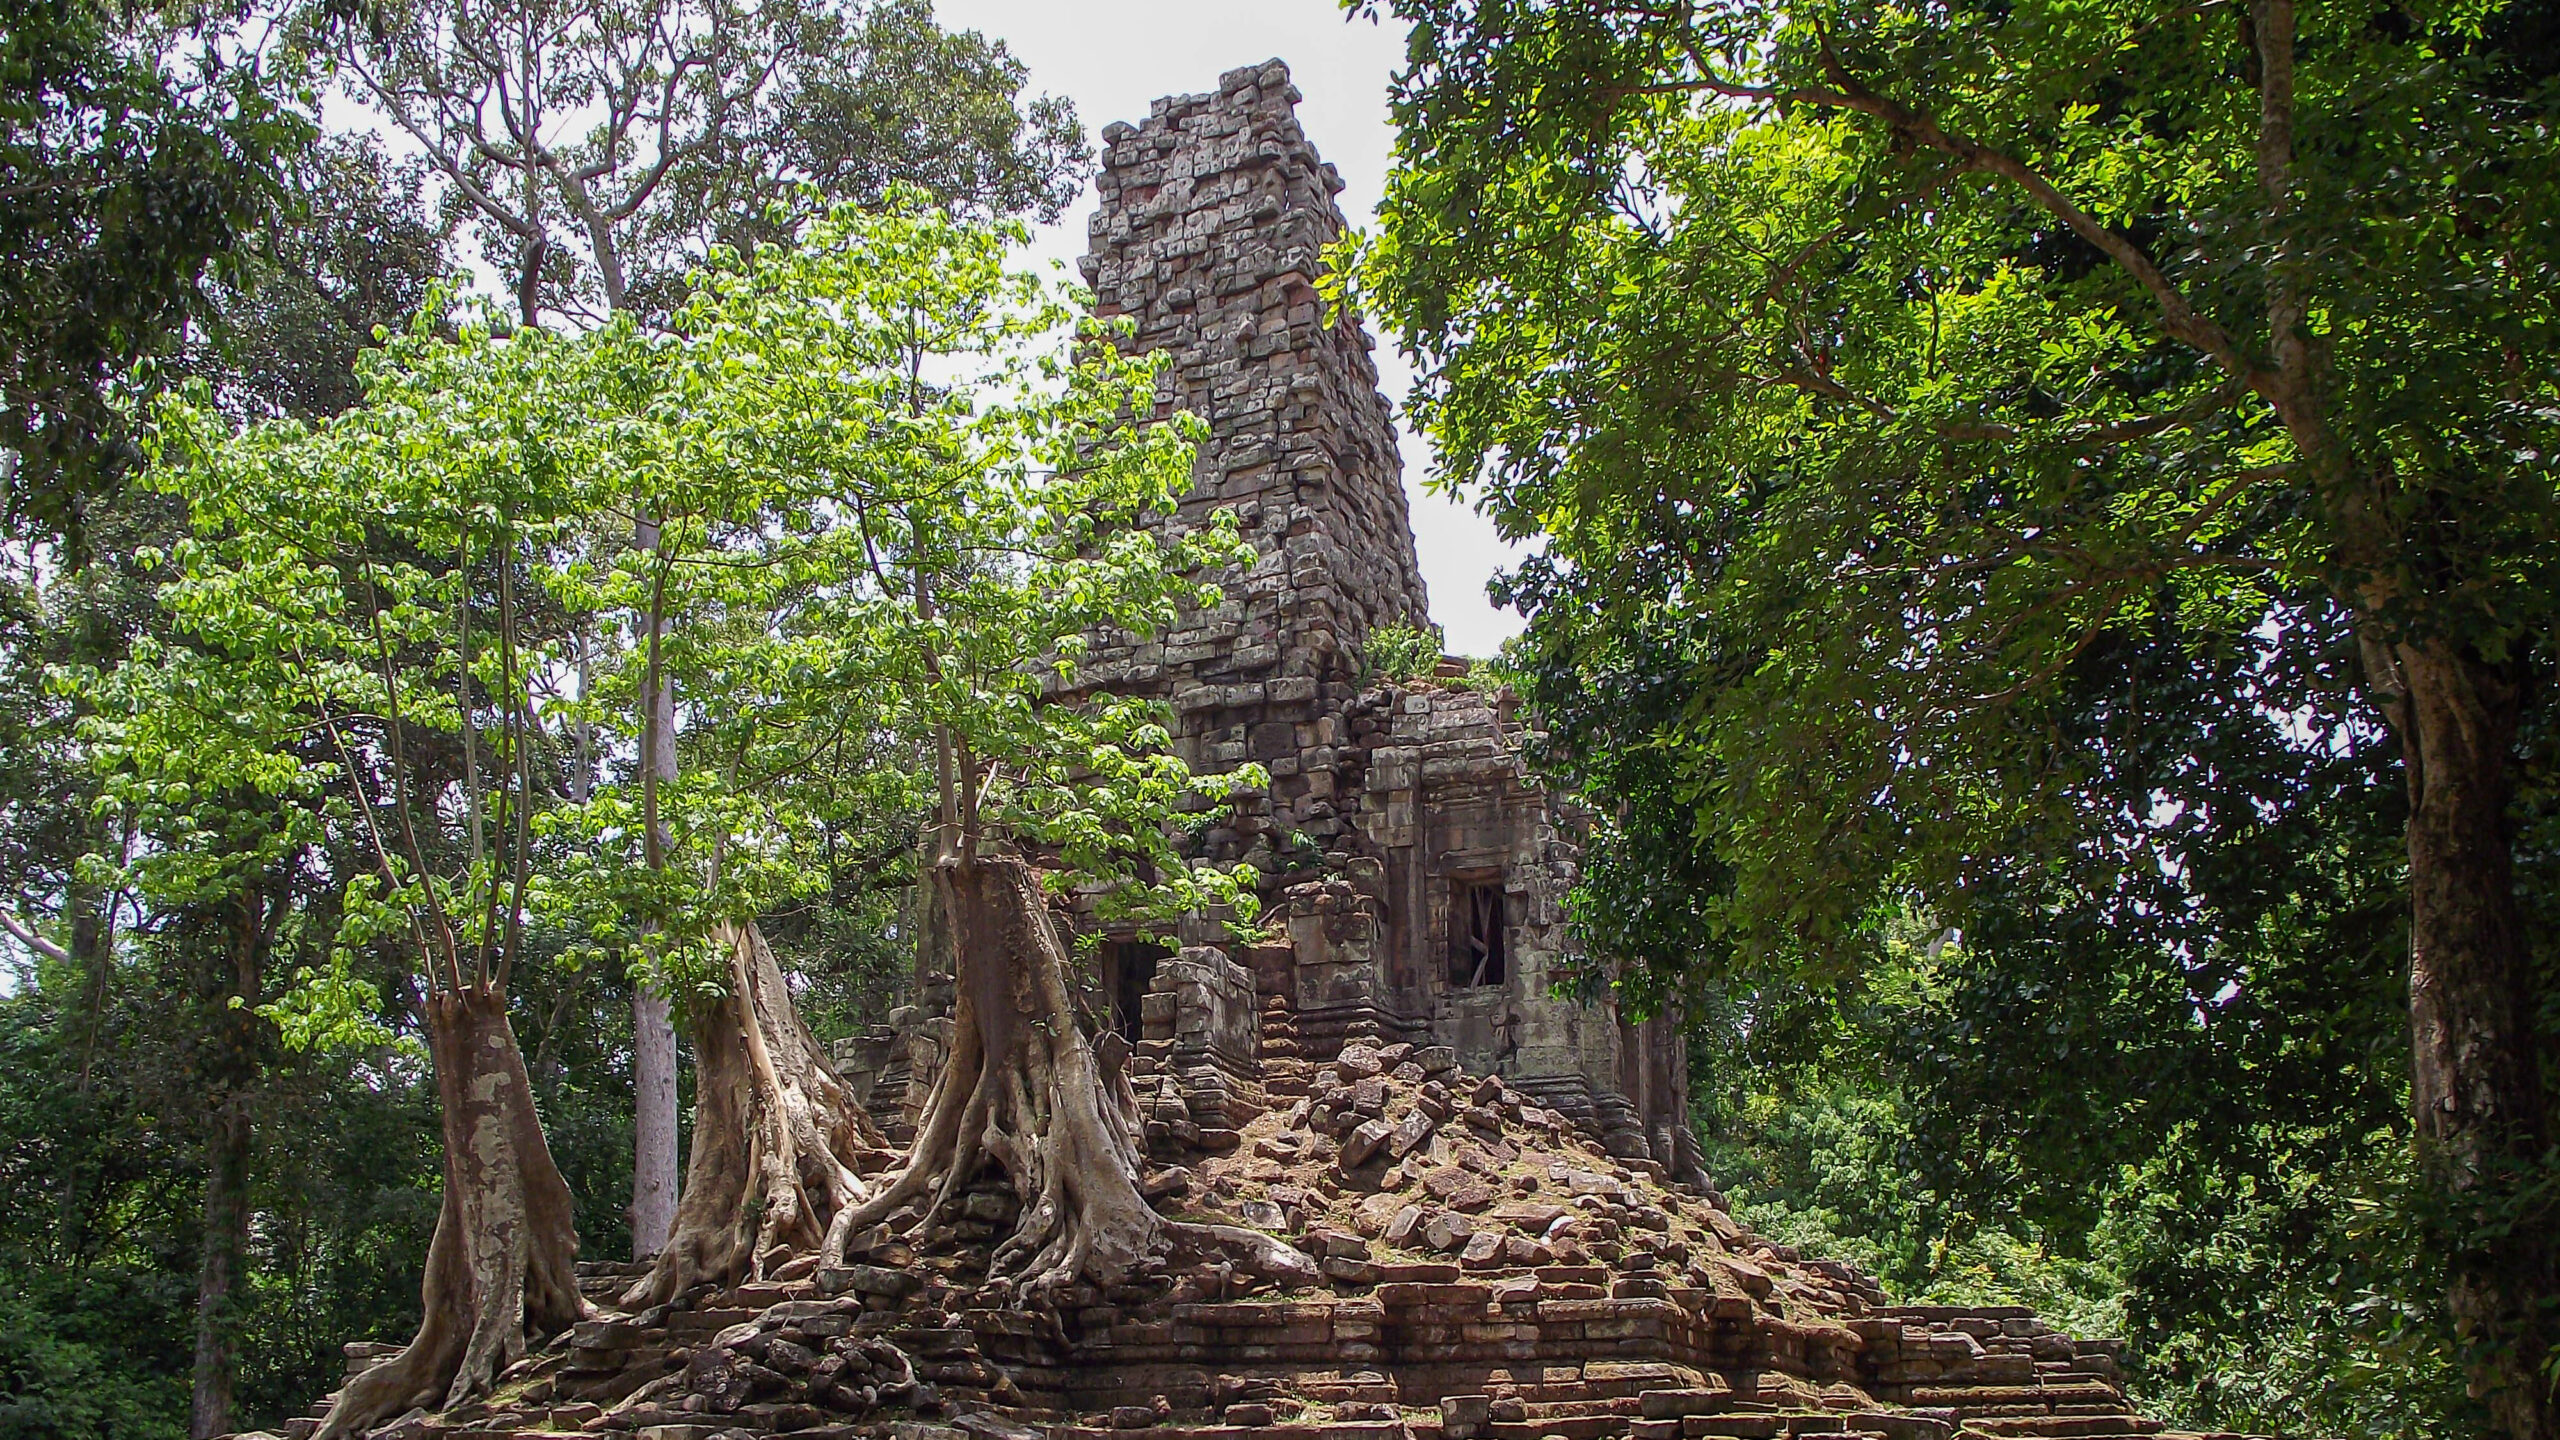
[1348,0,2560,1433]
[3,1,2554,1439]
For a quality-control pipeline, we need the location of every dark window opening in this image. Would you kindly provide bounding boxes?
[1450,881,1507,988]
[1107,939,1169,1041]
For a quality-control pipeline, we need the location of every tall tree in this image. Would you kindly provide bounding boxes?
[1352,0,2560,1432]
[545,201,1280,1304]
[319,0,1086,1255]
[87,310,618,1438]
[1504,555,2445,1431]
[140,138,454,1437]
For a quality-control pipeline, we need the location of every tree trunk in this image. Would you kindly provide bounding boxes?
[314,985,584,1440]
[2386,636,2554,1440]
[632,989,678,1259]
[818,857,1316,1299]
[68,860,111,1093]
[187,1096,249,1440]
[630,510,682,1263]
[622,921,893,1309]
[189,889,265,1439]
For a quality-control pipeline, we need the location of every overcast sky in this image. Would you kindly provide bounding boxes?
[933,0,1530,656]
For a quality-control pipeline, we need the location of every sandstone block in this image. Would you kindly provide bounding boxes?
[1341,1118,1394,1168]
[1384,1204,1426,1247]
[1423,1212,1476,1252]
[1439,1394,1492,1439]
[1350,1077,1388,1115]
[1504,1235,1554,1266]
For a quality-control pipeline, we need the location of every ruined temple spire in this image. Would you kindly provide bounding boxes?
[1079,57,1432,686]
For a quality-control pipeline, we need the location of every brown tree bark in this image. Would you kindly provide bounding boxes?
[622,921,894,1309]
[313,985,584,1440]
[187,1097,250,1440]
[2379,636,2555,1438]
[819,857,1315,1298]
[188,888,268,1440]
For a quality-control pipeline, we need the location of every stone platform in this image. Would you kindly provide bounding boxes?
[241,1044,2264,1440]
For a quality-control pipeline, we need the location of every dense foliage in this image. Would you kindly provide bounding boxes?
[1351,0,2560,1433]
[0,0,310,540]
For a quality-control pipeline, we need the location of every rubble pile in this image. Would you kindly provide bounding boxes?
[1181,1039,1759,1285]
[237,1041,2265,1440]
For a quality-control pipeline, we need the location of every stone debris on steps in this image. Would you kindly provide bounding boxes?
[230,1042,2271,1440]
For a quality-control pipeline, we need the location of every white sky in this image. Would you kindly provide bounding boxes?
[934,0,1529,657]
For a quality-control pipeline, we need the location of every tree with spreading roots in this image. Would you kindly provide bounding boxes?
[320,0,1090,1261]
[440,200,1288,1309]
[548,201,1290,1299]
[80,310,625,1438]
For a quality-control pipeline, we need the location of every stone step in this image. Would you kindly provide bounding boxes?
[1050,1423,1414,1440]
[1904,1385,2126,1410]
[1647,1417,1893,1439]
[1957,1420,2163,1437]
[1484,1404,1638,1424]
[1519,1397,1642,1421]
[1966,1424,2170,1434]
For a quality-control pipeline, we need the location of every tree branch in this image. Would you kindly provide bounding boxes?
[0,907,70,964]
[1656,20,2276,400]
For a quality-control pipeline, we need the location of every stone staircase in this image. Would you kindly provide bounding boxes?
[237,1045,2273,1440]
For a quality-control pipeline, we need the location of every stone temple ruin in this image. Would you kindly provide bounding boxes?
[245,59,2264,1440]
[833,56,1698,1190]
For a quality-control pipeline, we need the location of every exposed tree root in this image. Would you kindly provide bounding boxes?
[623,921,895,1310]
[315,986,584,1440]
[822,857,1312,1299]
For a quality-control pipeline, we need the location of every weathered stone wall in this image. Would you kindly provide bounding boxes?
[1078,58,1431,678]
[1072,60,1429,857]
[1335,680,1695,1170]
[1131,944,1264,1134]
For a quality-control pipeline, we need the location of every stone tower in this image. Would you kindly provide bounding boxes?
[841,60,1701,1181]
[1068,61,1438,859]
[1078,57,1432,686]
